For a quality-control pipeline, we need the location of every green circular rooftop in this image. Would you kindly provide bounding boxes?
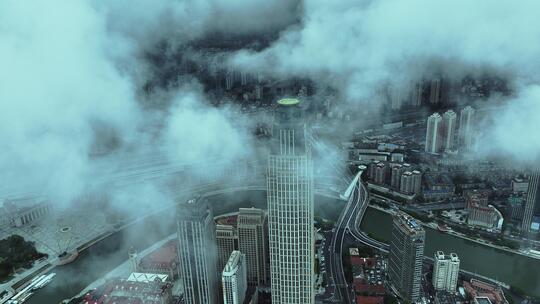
[277,98,301,106]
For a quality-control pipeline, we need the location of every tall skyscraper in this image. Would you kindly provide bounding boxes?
[389,86,404,110]
[522,171,540,232]
[391,164,404,189]
[412,170,422,195]
[425,113,443,154]
[459,106,476,151]
[400,171,414,194]
[267,98,315,304]
[375,162,387,184]
[411,81,424,107]
[430,78,441,104]
[237,207,268,286]
[177,197,218,304]
[388,212,425,302]
[222,251,248,304]
[216,224,238,276]
[432,251,460,292]
[442,110,457,151]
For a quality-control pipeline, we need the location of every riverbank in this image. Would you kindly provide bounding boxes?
[361,206,540,298]
[65,233,178,303]
[367,203,540,261]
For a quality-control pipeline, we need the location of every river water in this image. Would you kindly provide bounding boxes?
[360,207,540,297]
[26,191,540,302]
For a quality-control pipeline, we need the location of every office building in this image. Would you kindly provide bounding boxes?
[222,251,248,304]
[267,98,315,304]
[216,224,238,275]
[388,212,425,302]
[238,207,268,286]
[522,170,540,232]
[507,195,525,221]
[467,204,503,230]
[425,113,443,154]
[442,110,457,151]
[511,177,529,193]
[177,197,218,304]
[432,251,460,292]
[459,106,476,151]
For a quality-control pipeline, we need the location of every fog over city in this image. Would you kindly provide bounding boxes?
[2,0,539,211]
[1,1,540,303]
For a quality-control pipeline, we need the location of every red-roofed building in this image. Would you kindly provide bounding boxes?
[82,278,172,304]
[349,254,386,297]
[356,295,384,304]
[463,279,508,304]
[138,240,179,279]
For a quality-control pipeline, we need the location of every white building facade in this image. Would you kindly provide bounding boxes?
[238,207,268,286]
[459,106,476,151]
[425,113,443,154]
[432,251,460,292]
[443,110,457,151]
[222,251,248,304]
[177,198,218,304]
[267,98,315,304]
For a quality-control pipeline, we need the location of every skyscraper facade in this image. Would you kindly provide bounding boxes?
[375,162,387,184]
[391,164,404,189]
[177,198,218,304]
[222,251,248,304]
[432,251,460,292]
[400,171,414,194]
[267,98,315,304]
[238,207,268,286]
[412,81,424,107]
[412,170,422,195]
[442,110,457,151]
[425,113,443,154]
[459,106,476,151]
[430,78,441,104]
[388,212,425,302]
[522,170,540,232]
[216,224,238,276]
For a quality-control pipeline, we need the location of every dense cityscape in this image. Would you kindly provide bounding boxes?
[1,1,540,304]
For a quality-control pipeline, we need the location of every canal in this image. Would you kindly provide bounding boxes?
[27,190,540,302]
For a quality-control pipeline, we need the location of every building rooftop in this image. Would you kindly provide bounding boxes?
[394,211,425,235]
[474,297,493,304]
[277,98,301,106]
[356,295,384,304]
[139,240,178,269]
[127,272,168,283]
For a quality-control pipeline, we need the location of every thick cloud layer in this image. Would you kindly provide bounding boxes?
[229,0,540,161]
[94,0,300,50]
[3,0,540,210]
[0,0,138,203]
[0,0,265,208]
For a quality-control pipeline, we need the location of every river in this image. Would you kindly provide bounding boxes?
[26,190,540,302]
[360,207,540,297]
